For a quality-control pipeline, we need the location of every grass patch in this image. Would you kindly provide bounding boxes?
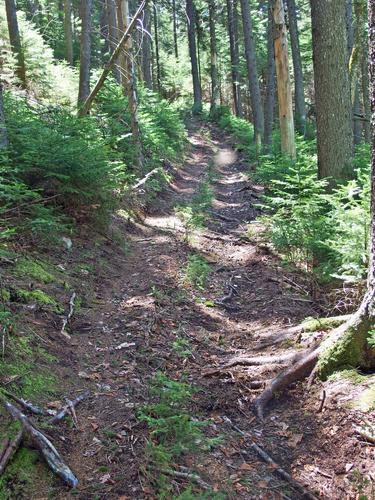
[14,258,55,284]
[184,255,211,289]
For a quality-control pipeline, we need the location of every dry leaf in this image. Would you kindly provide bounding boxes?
[239,463,253,471]
[288,433,303,448]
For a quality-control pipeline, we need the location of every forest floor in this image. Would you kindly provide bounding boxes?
[1,120,374,499]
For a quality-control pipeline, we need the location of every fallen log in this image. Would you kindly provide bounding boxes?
[5,402,78,488]
[3,390,46,416]
[49,391,90,425]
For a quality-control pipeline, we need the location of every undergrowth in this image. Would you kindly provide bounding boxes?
[138,372,222,498]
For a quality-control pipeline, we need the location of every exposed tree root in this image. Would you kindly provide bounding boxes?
[254,309,375,419]
[255,314,352,350]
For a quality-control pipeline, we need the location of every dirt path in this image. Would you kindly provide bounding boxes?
[47,121,372,499]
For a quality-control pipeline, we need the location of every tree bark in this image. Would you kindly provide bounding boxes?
[362,44,371,142]
[153,3,161,93]
[172,0,178,60]
[186,0,202,113]
[106,0,121,82]
[0,83,8,149]
[99,0,109,58]
[311,0,353,182]
[285,0,306,135]
[141,2,152,88]
[240,0,264,148]
[272,0,296,159]
[226,0,243,117]
[64,0,74,65]
[78,0,92,107]
[263,1,276,150]
[209,0,220,114]
[5,0,26,88]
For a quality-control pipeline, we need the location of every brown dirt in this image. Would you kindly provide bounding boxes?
[2,120,374,499]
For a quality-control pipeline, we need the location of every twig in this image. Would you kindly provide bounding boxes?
[5,401,78,487]
[49,391,90,425]
[61,292,76,339]
[0,431,23,476]
[317,389,326,413]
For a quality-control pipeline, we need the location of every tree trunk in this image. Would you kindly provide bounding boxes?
[311,0,353,182]
[142,3,152,88]
[99,0,109,58]
[263,1,276,150]
[186,0,202,113]
[117,0,142,167]
[78,0,92,107]
[272,0,296,159]
[0,83,8,149]
[5,0,26,88]
[226,0,242,117]
[362,45,371,142]
[64,0,74,65]
[153,3,161,93]
[209,0,220,114]
[285,0,306,135]
[240,0,264,148]
[106,0,121,82]
[172,0,178,60]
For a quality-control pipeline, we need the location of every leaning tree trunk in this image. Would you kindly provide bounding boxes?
[226,0,243,117]
[272,0,296,159]
[0,83,8,149]
[5,0,26,88]
[311,0,353,183]
[186,0,202,113]
[240,0,264,148]
[263,1,276,151]
[64,0,74,66]
[78,0,92,107]
[254,0,375,419]
[285,0,306,135]
[209,0,220,114]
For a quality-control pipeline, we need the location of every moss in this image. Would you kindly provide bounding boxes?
[355,385,375,412]
[14,258,55,284]
[301,316,348,333]
[0,289,10,302]
[317,323,368,379]
[16,289,63,313]
[328,369,368,385]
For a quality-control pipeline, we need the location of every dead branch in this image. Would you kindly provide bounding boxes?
[132,167,161,190]
[215,275,237,306]
[0,439,9,463]
[78,0,147,117]
[61,292,76,339]
[210,210,240,223]
[354,425,375,445]
[0,431,23,476]
[5,401,78,487]
[49,391,90,425]
[160,467,210,490]
[3,390,46,416]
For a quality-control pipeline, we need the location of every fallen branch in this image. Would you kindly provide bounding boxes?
[61,292,76,339]
[5,402,78,487]
[132,168,161,190]
[3,390,46,416]
[49,391,90,425]
[354,425,375,445]
[210,210,240,224]
[0,431,23,476]
[160,467,210,490]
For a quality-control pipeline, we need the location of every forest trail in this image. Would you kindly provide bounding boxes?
[50,121,370,499]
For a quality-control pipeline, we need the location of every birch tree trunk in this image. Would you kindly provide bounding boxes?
[272,0,296,159]
[226,0,242,117]
[311,0,353,182]
[78,0,92,107]
[5,0,26,88]
[285,0,306,135]
[240,0,264,148]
